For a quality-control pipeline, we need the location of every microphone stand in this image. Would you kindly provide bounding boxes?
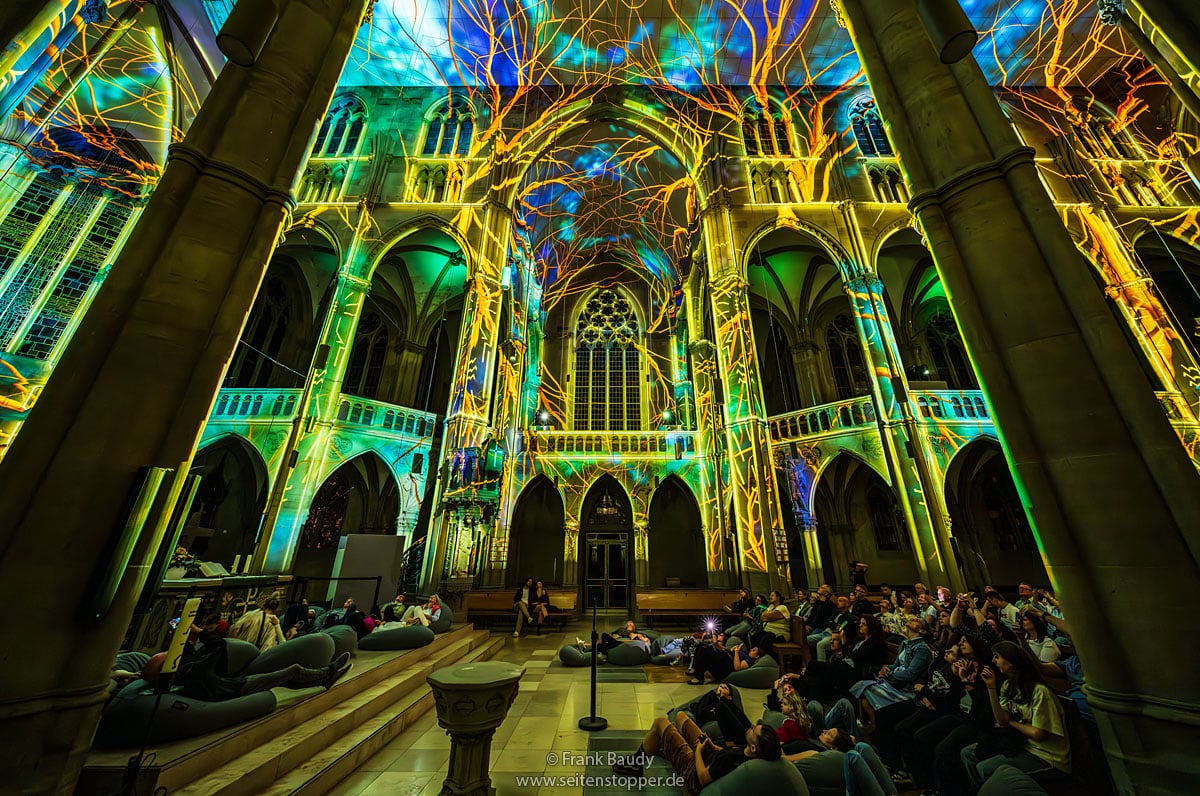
[577,598,607,731]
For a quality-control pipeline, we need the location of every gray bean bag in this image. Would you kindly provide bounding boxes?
[430,604,453,634]
[358,624,435,651]
[94,680,276,748]
[759,708,787,729]
[246,633,335,675]
[649,635,682,665]
[791,750,845,796]
[978,765,1051,796]
[669,685,745,743]
[558,644,591,667]
[321,625,359,657]
[701,756,810,795]
[606,640,651,666]
[221,638,263,676]
[724,654,780,689]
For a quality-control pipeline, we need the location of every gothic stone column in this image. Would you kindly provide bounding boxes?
[0,2,371,791]
[840,1,1200,790]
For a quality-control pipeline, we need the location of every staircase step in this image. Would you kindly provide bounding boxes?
[260,636,506,796]
[168,629,499,796]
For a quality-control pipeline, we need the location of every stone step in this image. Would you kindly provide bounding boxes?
[77,625,484,796]
[256,635,506,796]
[168,630,499,796]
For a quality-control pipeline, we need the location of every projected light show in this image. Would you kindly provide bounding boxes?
[1,0,1199,601]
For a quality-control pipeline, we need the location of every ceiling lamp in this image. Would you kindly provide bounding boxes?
[217,0,280,67]
[917,0,979,64]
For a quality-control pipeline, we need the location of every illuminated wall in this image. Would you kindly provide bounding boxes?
[2,1,1200,592]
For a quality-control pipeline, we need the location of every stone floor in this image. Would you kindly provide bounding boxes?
[326,622,759,796]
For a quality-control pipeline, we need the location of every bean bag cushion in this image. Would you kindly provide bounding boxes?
[430,604,453,634]
[978,765,1051,796]
[359,624,435,651]
[669,686,745,743]
[724,654,780,689]
[606,640,651,666]
[790,751,845,796]
[759,708,787,729]
[558,644,591,667]
[115,651,150,674]
[246,632,335,675]
[700,756,810,796]
[94,680,276,748]
[321,625,359,658]
[222,639,263,676]
[649,635,682,665]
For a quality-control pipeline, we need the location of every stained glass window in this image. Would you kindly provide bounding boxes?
[573,288,641,431]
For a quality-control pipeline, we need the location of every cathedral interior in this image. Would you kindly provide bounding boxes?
[1,0,1199,794]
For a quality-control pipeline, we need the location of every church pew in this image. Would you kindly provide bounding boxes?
[636,589,743,629]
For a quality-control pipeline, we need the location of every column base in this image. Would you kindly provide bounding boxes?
[0,683,109,795]
[1090,692,1200,794]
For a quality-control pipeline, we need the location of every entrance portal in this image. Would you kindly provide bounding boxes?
[580,475,633,609]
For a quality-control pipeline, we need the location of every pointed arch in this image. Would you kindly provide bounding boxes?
[507,475,566,585]
[648,475,707,587]
[188,435,270,570]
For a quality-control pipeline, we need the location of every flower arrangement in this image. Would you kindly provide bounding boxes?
[168,546,202,577]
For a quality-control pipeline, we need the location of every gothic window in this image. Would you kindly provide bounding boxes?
[0,178,133,360]
[228,274,293,387]
[982,474,1035,552]
[573,288,642,431]
[849,95,892,157]
[422,98,474,157]
[867,483,905,551]
[742,100,797,158]
[311,95,366,158]
[299,472,351,550]
[826,313,869,400]
[344,311,389,399]
[923,307,976,389]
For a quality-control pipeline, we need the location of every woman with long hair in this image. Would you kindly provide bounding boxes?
[532,580,552,634]
[795,614,890,703]
[1019,610,1060,663]
[961,641,1071,790]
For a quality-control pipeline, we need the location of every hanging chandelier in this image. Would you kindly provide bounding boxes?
[596,491,619,518]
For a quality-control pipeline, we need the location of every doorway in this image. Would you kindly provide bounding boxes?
[584,532,629,609]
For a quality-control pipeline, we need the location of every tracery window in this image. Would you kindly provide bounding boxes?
[228,274,292,388]
[422,98,474,157]
[344,311,389,399]
[742,100,796,158]
[573,288,642,431]
[311,95,366,158]
[826,313,869,400]
[849,95,892,157]
[0,177,133,361]
[923,307,976,389]
[867,483,906,551]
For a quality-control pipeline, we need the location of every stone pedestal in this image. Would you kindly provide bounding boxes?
[427,661,525,796]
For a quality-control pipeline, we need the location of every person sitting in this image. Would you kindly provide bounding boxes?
[849,560,869,588]
[1019,609,1060,663]
[1013,582,1038,612]
[807,584,836,633]
[984,589,1020,630]
[726,593,767,640]
[850,585,878,617]
[808,595,853,662]
[796,615,890,703]
[850,616,933,735]
[200,612,229,638]
[142,624,351,701]
[877,598,907,642]
[793,588,814,619]
[285,607,319,640]
[676,682,753,743]
[401,594,442,627]
[531,580,552,634]
[228,597,286,651]
[724,587,754,616]
[961,641,1071,790]
[689,641,762,685]
[612,709,781,792]
[512,576,534,638]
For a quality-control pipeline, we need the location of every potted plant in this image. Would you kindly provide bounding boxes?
[165,546,201,579]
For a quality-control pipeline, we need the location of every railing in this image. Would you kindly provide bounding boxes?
[768,396,876,441]
[335,395,438,437]
[527,429,698,457]
[911,390,990,422]
[403,156,484,203]
[211,388,303,421]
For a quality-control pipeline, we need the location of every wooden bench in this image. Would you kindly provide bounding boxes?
[636,589,743,629]
[465,589,578,631]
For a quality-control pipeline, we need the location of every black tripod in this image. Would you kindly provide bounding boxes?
[577,598,607,731]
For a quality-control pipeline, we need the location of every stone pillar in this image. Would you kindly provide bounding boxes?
[0,1,66,93]
[688,338,734,587]
[254,273,373,573]
[839,1,1200,789]
[843,272,963,592]
[428,661,525,796]
[701,207,789,592]
[0,3,370,791]
[423,200,510,590]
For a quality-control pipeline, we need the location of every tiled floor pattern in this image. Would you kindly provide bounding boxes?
[326,626,760,796]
